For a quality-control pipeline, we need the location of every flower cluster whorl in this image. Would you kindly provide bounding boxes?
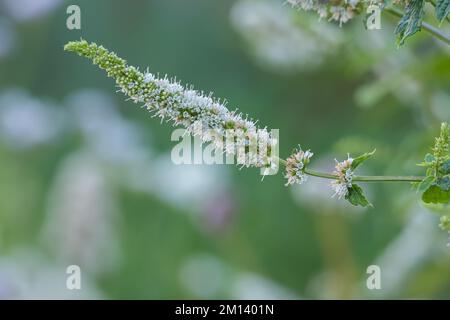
[284,147,313,186]
[330,155,354,198]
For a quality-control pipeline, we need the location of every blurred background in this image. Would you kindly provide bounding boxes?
[0,0,449,299]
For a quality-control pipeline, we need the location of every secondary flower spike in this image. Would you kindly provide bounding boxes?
[287,0,367,26]
[64,39,278,171]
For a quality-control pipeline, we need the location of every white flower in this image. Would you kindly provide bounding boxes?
[347,0,360,8]
[288,0,363,26]
[330,155,354,198]
[285,147,314,186]
[287,0,314,11]
[317,5,328,20]
[143,72,154,84]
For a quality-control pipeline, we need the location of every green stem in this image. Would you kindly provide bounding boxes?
[383,6,450,45]
[351,175,424,182]
[305,169,424,182]
[275,157,424,182]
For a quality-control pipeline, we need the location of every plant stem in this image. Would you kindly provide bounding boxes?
[383,6,450,45]
[351,175,424,182]
[275,157,424,182]
[305,169,424,182]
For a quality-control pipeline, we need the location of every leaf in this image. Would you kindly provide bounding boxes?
[439,215,450,231]
[345,184,372,207]
[351,149,376,170]
[436,175,450,191]
[411,181,420,189]
[417,176,436,193]
[424,153,436,163]
[417,153,436,167]
[436,0,450,23]
[394,0,426,46]
[440,159,450,174]
[422,185,450,204]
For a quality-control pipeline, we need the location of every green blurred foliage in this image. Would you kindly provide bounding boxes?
[0,0,449,299]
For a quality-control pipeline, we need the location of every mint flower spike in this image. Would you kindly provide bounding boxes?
[64,40,277,171]
[433,122,449,164]
[417,122,450,205]
[287,0,365,26]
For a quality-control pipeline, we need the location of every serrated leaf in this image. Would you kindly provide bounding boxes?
[394,0,426,46]
[417,176,436,192]
[436,0,450,23]
[437,176,450,191]
[351,149,376,170]
[422,185,450,204]
[345,184,372,207]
